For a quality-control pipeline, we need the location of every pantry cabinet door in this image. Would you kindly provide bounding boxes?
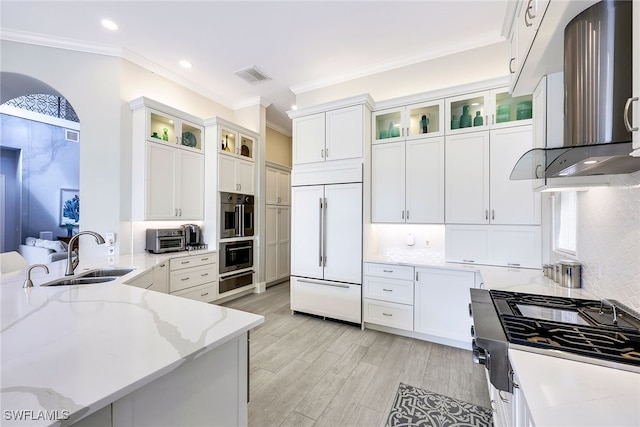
[146,142,177,219]
[291,185,324,280]
[178,151,204,220]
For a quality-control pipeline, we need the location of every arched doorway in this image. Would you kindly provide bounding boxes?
[0,72,80,252]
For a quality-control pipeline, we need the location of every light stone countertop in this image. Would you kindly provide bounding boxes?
[0,252,264,426]
[364,254,640,426]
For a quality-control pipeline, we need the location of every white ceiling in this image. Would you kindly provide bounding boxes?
[0,1,511,134]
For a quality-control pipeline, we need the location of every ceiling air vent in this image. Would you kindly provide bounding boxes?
[234,66,271,84]
[65,129,80,142]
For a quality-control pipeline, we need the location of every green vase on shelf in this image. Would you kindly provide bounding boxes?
[460,105,471,128]
[162,128,169,141]
[473,111,483,126]
[451,115,459,129]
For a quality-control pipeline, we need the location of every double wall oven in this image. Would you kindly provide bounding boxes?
[469,289,640,393]
[219,192,254,296]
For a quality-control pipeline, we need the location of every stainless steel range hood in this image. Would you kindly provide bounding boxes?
[511,0,640,181]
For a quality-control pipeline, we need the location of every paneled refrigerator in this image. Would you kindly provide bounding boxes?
[290,182,362,324]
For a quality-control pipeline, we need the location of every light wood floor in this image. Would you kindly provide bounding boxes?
[223,281,490,427]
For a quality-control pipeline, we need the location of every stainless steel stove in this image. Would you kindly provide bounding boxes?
[469,289,640,393]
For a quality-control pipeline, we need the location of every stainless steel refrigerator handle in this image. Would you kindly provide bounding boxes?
[322,197,327,267]
[318,198,323,267]
[297,278,349,288]
[624,97,639,131]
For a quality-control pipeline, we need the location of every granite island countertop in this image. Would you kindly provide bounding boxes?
[0,253,264,426]
[364,253,640,426]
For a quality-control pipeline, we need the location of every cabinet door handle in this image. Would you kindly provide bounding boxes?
[401,211,405,219]
[491,209,495,220]
[463,259,475,263]
[382,269,394,273]
[201,292,209,297]
[201,273,209,277]
[485,210,489,220]
[382,288,393,292]
[181,277,190,281]
[321,148,324,158]
[624,97,639,131]
[406,210,409,220]
[509,57,516,74]
[507,263,521,267]
[382,313,393,317]
[181,261,190,264]
[525,0,535,26]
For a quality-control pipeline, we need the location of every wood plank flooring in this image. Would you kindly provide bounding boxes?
[223,281,490,427]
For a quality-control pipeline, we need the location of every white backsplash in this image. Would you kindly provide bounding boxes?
[549,171,640,312]
[366,224,445,261]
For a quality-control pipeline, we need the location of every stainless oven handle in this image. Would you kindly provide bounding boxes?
[297,278,350,289]
[240,204,245,237]
[234,205,241,236]
[220,270,254,281]
[227,246,253,251]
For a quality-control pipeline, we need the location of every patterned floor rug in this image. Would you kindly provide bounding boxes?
[386,383,493,427]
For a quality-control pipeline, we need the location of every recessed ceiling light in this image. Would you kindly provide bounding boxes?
[179,60,192,69]
[101,19,118,31]
[583,160,598,165]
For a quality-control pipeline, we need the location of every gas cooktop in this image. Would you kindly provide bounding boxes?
[489,290,640,373]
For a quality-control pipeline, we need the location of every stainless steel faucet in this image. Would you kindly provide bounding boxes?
[65,231,106,276]
[23,264,49,288]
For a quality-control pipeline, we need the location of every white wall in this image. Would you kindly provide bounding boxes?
[296,42,509,108]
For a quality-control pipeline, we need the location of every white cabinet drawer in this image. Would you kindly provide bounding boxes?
[364,263,414,281]
[169,265,217,293]
[363,276,414,305]
[169,253,216,271]
[290,276,361,324]
[363,299,413,331]
[171,282,215,303]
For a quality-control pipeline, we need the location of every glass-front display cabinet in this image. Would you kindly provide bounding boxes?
[219,127,255,161]
[445,88,533,134]
[373,100,444,143]
[148,109,203,152]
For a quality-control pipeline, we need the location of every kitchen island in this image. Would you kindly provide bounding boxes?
[0,254,264,426]
[364,253,640,426]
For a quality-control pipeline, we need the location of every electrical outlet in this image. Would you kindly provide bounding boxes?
[105,232,115,245]
[107,246,115,255]
[425,240,430,247]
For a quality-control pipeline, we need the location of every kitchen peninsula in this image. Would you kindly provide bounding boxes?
[0,254,264,427]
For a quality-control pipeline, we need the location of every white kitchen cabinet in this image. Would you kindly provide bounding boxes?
[363,262,414,331]
[169,252,217,302]
[151,262,169,294]
[292,104,366,165]
[630,1,640,154]
[446,126,539,225]
[123,268,153,289]
[146,141,204,220]
[372,136,444,223]
[372,99,444,143]
[218,154,255,194]
[129,97,205,221]
[146,108,204,153]
[265,165,291,205]
[265,205,290,285]
[445,224,541,269]
[414,267,475,348]
[445,131,490,223]
[218,127,255,162]
[446,88,532,134]
[291,183,362,284]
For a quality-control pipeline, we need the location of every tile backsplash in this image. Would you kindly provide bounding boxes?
[549,171,640,312]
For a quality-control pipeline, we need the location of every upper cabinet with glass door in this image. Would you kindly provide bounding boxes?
[373,100,444,144]
[147,109,204,153]
[445,88,532,134]
[219,126,255,162]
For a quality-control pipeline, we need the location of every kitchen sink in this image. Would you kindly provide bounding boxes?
[42,277,117,286]
[79,268,136,278]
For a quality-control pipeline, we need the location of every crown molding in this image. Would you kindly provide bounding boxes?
[266,121,291,137]
[290,37,506,95]
[0,28,121,56]
[233,96,272,110]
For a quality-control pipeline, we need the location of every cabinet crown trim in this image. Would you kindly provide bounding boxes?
[287,94,374,119]
[128,96,204,125]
